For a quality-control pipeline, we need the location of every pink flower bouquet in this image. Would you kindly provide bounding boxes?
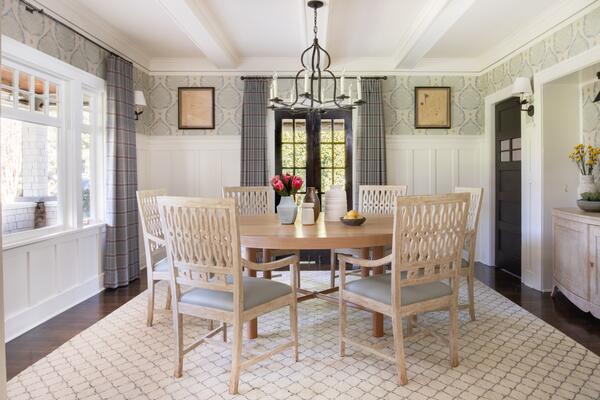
[271,173,303,196]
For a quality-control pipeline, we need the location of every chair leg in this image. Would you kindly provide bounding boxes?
[290,302,299,362]
[296,265,301,289]
[165,283,172,310]
[330,249,336,288]
[449,299,460,368]
[222,322,227,343]
[229,321,243,394]
[391,313,408,385]
[467,271,476,321]
[173,313,184,378]
[339,296,347,357]
[146,281,155,327]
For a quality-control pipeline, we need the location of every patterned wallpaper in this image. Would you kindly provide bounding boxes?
[1,0,151,134]
[145,75,243,136]
[582,80,600,144]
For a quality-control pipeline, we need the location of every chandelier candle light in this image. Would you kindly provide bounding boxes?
[268,0,365,113]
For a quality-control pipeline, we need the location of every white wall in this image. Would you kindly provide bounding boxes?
[137,134,489,261]
[541,81,582,289]
[2,225,105,341]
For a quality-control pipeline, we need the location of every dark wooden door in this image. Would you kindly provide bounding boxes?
[495,97,522,276]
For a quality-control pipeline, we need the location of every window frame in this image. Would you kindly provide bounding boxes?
[1,35,106,246]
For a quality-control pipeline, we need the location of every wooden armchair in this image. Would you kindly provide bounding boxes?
[338,193,470,384]
[136,189,170,326]
[157,196,299,394]
[454,187,483,321]
[330,184,408,287]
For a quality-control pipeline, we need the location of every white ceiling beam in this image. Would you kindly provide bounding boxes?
[156,0,239,69]
[300,0,332,50]
[394,0,476,69]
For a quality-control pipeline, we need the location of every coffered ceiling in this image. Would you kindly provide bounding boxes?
[32,0,599,74]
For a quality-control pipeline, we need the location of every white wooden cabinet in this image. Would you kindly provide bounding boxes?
[552,208,600,318]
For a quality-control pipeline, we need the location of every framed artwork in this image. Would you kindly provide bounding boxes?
[414,86,451,129]
[178,87,215,129]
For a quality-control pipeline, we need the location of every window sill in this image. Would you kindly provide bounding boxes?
[3,222,106,251]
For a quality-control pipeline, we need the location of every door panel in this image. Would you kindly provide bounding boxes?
[495,98,522,276]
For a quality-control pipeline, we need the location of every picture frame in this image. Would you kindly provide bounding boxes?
[414,86,451,129]
[178,87,215,129]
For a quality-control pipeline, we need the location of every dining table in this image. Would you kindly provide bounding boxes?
[239,213,394,340]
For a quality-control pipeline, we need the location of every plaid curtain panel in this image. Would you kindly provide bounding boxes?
[241,79,269,186]
[355,78,387,206]
[103,54,139,288]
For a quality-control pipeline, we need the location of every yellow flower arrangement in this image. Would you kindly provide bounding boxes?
[569,144,600,175]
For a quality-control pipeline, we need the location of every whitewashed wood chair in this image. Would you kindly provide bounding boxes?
[224,186,300,285]
[455,187,484,321]
[329,185,408,287]
[338,193,470,384]
[137,189,171,327]
[157,196,299,395]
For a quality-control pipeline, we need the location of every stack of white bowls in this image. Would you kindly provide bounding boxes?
[324,185,348,221]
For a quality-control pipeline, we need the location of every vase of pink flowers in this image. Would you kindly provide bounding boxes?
[271,173,303,224]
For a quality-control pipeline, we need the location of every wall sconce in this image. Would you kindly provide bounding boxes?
[594,72,600,103]
[512,77,534,116]
[134,90,146,120]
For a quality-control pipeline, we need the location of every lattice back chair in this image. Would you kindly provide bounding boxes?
[338,193,470,385]
[454,187,483,321]
[329,185,409,288]
[224,186,300,286]
[137,189,171,327]
[158,196,299,395]
[223,186,275,216]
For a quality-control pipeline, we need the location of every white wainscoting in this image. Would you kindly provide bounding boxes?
[137,134,489,262]
[3,225,105,341]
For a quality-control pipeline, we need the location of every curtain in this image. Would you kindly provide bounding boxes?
[241,79,269,186]
[103,54,139,289]
[355,78,386,206]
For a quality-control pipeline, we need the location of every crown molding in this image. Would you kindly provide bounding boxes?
[30,0,151,72]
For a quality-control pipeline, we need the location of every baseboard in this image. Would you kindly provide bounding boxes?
[5,274,105,342]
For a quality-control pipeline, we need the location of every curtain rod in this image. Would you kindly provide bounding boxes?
[240,76,387,80]
[20,0,134,65]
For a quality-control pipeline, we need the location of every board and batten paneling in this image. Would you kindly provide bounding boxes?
[137,134,488,261]
[3,225,105,341]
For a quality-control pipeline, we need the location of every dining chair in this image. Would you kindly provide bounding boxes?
[157,196,299,395]
[223,186,300,286]
[338,193,470,384]
[330,184,408,287]
[455,187,484,321]
[137,189,171,327]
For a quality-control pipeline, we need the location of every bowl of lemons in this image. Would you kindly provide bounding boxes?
[340,210,366,226]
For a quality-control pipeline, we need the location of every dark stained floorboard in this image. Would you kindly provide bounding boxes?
[5,264,600,380]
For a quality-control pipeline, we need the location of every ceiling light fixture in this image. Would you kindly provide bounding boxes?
[268,0,363,113]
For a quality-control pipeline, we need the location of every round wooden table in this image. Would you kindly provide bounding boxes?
[239,214,393,339]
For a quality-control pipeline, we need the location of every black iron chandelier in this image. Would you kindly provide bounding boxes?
[268,0,364,112]
[594,72,600,103]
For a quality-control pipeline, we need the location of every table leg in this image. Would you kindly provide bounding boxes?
[360,248,370,278]
[245,248,258,339]
[371,246,385,338]
[262,249,272,279]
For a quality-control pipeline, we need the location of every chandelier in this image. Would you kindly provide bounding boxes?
[268,0,364,112]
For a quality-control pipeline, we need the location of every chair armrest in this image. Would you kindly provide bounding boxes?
[146,233,165,247]
[242,254,299,272]
[337,254,392,269]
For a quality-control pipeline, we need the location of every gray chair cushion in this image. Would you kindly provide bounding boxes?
[154,258,169,273]
[345,273,452,306]
[180,277,291,311]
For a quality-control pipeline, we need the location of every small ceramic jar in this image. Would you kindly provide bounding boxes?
[302,202,315,225]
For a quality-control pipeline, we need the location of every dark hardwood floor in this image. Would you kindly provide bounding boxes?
[5,263,600,380]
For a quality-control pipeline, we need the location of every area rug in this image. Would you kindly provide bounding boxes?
[7,272,600,400]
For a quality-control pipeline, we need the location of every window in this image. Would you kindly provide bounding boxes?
[1,43,105,242]
[275,110,352,206]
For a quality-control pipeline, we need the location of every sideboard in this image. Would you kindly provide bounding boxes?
[552,208,600,318]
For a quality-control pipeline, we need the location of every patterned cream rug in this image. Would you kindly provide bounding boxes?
[7,271,600,400]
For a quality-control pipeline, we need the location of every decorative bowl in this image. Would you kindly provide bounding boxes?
[577,200,600,212]
[340,216,366,226]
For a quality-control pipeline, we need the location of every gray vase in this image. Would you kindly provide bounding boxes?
[277,196,298,224]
